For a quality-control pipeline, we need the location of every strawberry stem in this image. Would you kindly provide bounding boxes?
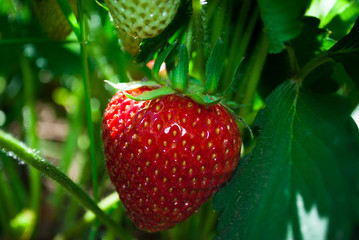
[298,52,333,83]
[78,1,100,238]
[189,0,206,81]
[0,130,132,240]
[79,0,99,204]
[236,34,268,117]
[20,54,41,238]
[225,3,260,100]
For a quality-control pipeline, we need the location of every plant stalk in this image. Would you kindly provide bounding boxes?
[190,0,206,81]
[78,0,100,237]
[53,80,84,213]
[236,34,268,119]
[0,130,130,239]
[78,0,99,205]
[299,53,333,83]
[20,55,41,238]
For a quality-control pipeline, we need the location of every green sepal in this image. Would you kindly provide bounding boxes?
[204,39,224,94]
[170,44,189,92]
[153,41,177,82]
[187,76,205,93]
[104,80,160,91]
[95,0,109,11]
[124,86,175,101]
[185,92,221,106]
[221,58,244,97]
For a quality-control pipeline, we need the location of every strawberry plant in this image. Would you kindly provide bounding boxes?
[0,0,359,239]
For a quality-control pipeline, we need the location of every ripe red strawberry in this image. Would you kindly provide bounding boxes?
[102,87,241,232]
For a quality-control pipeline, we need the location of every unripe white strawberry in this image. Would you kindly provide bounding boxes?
[116,29,142,57]
[105,0,181,39]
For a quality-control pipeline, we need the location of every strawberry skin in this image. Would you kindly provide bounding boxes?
[102,88,241,232]
[116,29,143,57]
[105,0,181,39]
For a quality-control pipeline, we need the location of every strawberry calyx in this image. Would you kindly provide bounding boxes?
[123,86,175,101]
[104,80,160,91]
[106,39,241,107]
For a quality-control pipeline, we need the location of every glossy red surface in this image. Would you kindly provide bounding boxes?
[102,88,241,232]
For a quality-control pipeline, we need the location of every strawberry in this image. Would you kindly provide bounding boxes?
[31,0,77,41]
[105,0,181,39]
[116,29,142,57]
[102,87,241,232]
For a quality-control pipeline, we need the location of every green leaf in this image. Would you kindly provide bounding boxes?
[323,2,359,41]
[306,0,359,31]
[171,44,189,92]
[204,39,224,94]
[328,17,359,90]
[258,0,311,53]
[124,86,175,101]
[213,80,359,240]
[291,17,329,67]
[153,42,177,82]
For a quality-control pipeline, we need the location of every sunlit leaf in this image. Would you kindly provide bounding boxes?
[306,0,359,30]
[104,80,160,91]
[328,17,359,89]
[124,86,175,101]
[214,80,359,240]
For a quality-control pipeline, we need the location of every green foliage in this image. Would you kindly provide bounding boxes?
[0,0,359,239]
[214,80,359,240]
[328,17,359,89]
[258,0,312,53]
